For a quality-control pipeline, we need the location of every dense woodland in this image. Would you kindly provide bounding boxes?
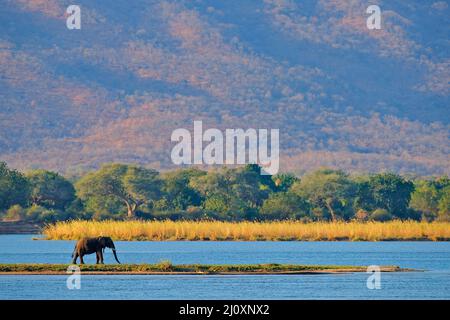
[0,161,448,223]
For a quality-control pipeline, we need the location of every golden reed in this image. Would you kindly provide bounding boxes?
[43,220,450,241]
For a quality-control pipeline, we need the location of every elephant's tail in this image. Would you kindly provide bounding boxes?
[71,245,76,258]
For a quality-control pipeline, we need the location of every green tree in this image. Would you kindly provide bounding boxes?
[0,162,29,211]
[370,208,393,221]
[76,164,162,218]
[231,166,271,208]
[160,168,204,211]
[243,164,276,191]
[291,169,356,221]
[203,194,230,216]
[272,173,299,192]
[410,180,440,220]
[189,168,230,198]
[190,166,269,219]
[260,192,310,220]
[368,173,414,219]
[410,176,449,221]
[437,186,450,221]
[353,176,376,212]
[26,170,76,210]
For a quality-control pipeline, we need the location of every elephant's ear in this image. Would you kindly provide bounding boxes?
[106,237,114,247]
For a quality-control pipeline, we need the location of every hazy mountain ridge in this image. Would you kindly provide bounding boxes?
[0,0,448,176]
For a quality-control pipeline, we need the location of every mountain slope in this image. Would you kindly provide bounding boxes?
[0,0,448,176]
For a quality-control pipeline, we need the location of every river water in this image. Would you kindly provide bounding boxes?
[0,235,449,299]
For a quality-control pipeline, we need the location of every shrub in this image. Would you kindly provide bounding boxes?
[24,205,73,223]
[260,192,310,220]
[437,188,449,221]
[3,205,26,221]
[156,260,173,271]
[150,209,223,221]
[25,205,47,221]
[186,206,202,214]
[436,213,450,222]
[311,207,328,221]
[203,195,229,214]
[134,210,153,220]
[370,209,393,222]
[421,210,437,222]
[92,211,125,221]
[37,209,58,223]
[64,198,87,220]
[33,208,68,223]
[355,209,369,221]
[404,208,422,221]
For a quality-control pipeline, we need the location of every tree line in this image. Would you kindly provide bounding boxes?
[0,161,448,223]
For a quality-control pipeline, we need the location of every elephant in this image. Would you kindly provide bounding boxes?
[72,236,121,264]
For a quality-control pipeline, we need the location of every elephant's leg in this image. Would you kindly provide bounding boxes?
[96,251,100,264]
[72,252,79,264]
[99,250,104,264]
[79,254,85,265]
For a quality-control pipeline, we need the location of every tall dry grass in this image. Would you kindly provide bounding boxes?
[42,220,450,241]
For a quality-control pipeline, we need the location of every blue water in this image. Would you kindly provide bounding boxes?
[0,235,449,299]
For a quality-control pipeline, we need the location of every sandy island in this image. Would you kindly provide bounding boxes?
[0,264,414,275]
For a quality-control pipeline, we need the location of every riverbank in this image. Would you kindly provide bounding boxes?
[0,221,42,234]
[43,220,450,241]
[0,263,410,275]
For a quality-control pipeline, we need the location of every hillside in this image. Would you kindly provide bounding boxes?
[0,0,448,176]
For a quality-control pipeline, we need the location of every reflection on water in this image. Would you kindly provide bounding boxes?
[0,235,449,299]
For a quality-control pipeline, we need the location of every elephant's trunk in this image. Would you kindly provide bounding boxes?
[112,248,121,264]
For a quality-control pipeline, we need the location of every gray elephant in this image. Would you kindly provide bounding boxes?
[72,236,121,264]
